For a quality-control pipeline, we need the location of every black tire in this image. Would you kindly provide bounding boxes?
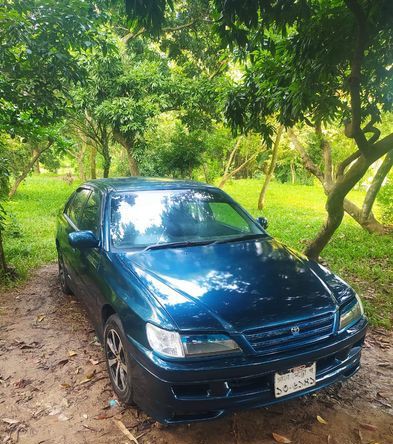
[104,314,134,404]
[58,251,72,295]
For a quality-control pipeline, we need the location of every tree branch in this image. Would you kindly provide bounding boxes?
[315,123,333,186]
[362,150,393,219]
[362,116,381,145]
[122,21,196,44]
[288,128,324,184]
[336,150,361,178]
[344,0,369,153]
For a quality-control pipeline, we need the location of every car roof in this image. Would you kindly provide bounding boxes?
[83,177,217,193]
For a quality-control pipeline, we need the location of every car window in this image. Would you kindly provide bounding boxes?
[67,188,91,226]
[79,190,101,234]
[208,202,250,232]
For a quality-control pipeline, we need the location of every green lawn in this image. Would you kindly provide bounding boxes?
[2,175,392,328]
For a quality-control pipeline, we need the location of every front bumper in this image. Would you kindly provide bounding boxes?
[127,318,367,424]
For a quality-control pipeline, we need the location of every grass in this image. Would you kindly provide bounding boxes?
[2,175,80,284]
[2,175,392,328]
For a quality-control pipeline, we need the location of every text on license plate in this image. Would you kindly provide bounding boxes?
[274,362,316,398]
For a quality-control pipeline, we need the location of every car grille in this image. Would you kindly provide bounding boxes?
[243,312,336,356]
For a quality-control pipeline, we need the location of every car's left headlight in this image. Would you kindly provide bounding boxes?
[181,334,241,357]
[339,294,364,330]
[146,323,241,358]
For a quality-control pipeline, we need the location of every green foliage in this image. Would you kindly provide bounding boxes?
[0,0,106,136]
[2,175,80,282]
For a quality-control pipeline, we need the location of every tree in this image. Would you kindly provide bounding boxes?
[0,0,105,274]
[0,141,10,276]
[288,125,393,234]
[222,1,393,259]
[258,125,284,210]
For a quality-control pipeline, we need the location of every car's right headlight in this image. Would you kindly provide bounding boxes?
[146,323,240,358]
[339,294,364,331]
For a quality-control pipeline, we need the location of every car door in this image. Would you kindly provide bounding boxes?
[62,187,92,292]
[76,188,104,322]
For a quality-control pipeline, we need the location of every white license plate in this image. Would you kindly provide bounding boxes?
[274,362,316,398]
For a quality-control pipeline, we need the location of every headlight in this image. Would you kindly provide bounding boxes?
[181,334,240,357]
[146,323,240,358]
[146,323,184,358]
[339,294,364,330]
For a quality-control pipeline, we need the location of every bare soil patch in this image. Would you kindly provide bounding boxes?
[0,265,392,444]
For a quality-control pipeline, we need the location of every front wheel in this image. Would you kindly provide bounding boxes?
[104,314,134,404]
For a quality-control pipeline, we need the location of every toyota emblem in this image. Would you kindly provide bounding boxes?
[291,326,300,335]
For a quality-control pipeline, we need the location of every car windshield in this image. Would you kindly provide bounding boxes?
[110,189,264,250]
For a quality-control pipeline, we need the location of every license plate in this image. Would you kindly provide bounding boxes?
[274,362,316,398]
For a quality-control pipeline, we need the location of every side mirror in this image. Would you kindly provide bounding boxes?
[257,216,268,230]
[68,231,99,249]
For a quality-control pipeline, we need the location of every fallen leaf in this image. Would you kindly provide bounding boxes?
[78,377,93,385]
[114,420,139,444]
[58,414,70,422]
[89,359,99,365]
[95,412,109,420]
[272,432,291,443]
[57,359,69,367]
[60,383,71,389]
[85,370,96,380]
[68,350,77,357]
[14,378,31,389]
[2,418,19,425]
[36,314,45,323]
[360,423,378,432]
[317,415,328,425]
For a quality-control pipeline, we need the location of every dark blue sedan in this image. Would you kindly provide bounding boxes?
[56,178,367,424]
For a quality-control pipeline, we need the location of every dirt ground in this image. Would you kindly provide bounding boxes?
[0,265,392,444]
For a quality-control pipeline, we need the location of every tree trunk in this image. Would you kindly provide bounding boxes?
[305,154,372,259]
[77,146,86,181]
[290,127,392,236]
[218,138,242,187]
[343,199,387,234]
[32,149,41,174]
[113,129,139,176]
[90,146,97,179]
[102,141,111,178]
[290,160,296,184]
[361,150,393,220]
[0,228,7,276]
[218,153,259,188]
[126,150,139,176]
[9,142,53,198]
[258,125,283,210]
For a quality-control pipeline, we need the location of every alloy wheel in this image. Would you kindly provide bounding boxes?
[106,328,128,392]
[58,254,66,289]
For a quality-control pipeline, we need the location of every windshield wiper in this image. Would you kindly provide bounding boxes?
[141,239,216,252]
[211,233,267,245]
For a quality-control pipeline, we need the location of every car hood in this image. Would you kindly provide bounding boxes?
[117,237,338,332]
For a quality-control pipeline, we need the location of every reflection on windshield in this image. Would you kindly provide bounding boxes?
[110,189,263,249]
